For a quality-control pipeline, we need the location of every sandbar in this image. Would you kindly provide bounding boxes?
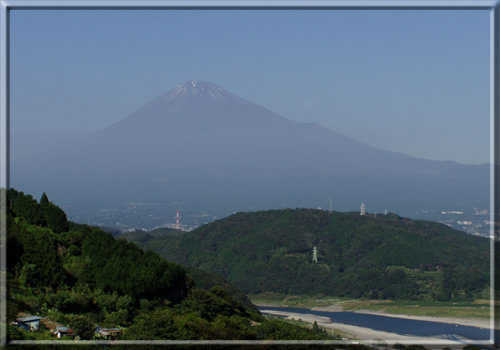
[311,305,495,329]
[259,308,493,346]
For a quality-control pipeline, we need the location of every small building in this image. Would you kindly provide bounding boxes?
[17,316,42,331]
[40,318,61,333]
[53,326,75,338]
[95,326,121,339]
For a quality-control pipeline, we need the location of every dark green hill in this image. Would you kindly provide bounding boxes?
[123,209,491,301]
[149,227,186,236]
[117,227,184,242]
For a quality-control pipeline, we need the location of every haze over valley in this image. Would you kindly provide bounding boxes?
[11,80,490,235]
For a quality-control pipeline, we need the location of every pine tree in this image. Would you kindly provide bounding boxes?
[44,203,69,233]
[40,192,49,206]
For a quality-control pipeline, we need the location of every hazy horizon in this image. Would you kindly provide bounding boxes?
[10,78,491,167]
[10,9,490,165]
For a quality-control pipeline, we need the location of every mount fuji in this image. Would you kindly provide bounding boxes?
[11,80,489,225]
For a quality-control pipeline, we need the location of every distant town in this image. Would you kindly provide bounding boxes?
[436,207,491,238]
[66,201,493,238]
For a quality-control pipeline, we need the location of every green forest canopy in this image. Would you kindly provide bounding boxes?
[6,188,334,341]
[120,208,492,301]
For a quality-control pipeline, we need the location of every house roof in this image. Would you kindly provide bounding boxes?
[54,327,74,334]
[98,327,122,335]
[41,319,61,331]
[17,316,42,322]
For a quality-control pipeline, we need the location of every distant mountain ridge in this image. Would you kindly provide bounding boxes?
[11,80,489,221]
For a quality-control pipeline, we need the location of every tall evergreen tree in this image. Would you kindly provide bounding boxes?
[44,202,69,233]
[38,191,69,233]
[40,192,49,207]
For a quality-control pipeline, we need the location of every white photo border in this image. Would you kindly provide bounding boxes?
[0,0,498,347]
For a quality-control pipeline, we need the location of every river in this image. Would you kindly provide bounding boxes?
[258,306,492,341]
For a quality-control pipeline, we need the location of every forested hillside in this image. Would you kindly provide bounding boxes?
[6,189,333,341]
[122,209,491,301]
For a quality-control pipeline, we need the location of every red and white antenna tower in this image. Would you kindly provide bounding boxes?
[176,210,180,229]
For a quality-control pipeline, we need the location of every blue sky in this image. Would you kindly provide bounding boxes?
[10,8,490,164]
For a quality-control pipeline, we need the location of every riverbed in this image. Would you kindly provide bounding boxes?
[258,306,494,345]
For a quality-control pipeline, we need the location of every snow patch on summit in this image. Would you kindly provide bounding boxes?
[169,80,251,104]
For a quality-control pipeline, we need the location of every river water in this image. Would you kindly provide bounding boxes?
[258,306,492,341]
